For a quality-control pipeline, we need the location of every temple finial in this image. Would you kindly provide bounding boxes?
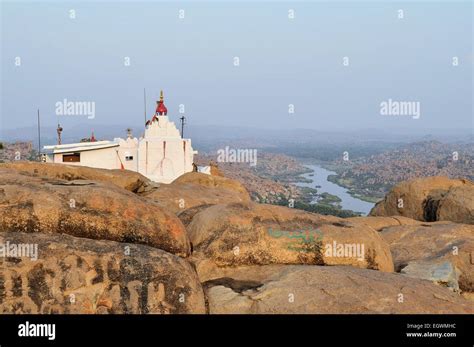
[156,90,168,115]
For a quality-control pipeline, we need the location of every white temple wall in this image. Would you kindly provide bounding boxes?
[117,138,139,172]
[53,147,120,169]
[137,138,193,183]
[145,116,181,138]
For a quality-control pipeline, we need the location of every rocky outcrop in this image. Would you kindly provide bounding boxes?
[345,216,421,231]
[0,232,206,314]
[187,202,394,272]
[2,163,473,314]
[177,204,215,228]
[1,162,150,193]
[437,186,474,224]
[400,260,460,292]
[203,265,473,314]
[380,223,474,293]
[142,172,251,214]
[0,168,190,257]
[369,176,474,224]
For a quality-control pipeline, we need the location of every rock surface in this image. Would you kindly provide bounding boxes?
[1,162,150,193]
[142,172,251,214]
[0,168,190,256]
[400,260,460,292]
[0,232,206,314]
[370,176,474,224]
[187,202,394,271]
[437,185,474,224]
[380,222,474,293]
[345,216,421,231]
[2,163,473,314]
[204,265,473,314]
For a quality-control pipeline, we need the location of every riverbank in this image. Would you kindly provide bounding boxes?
[303,160,384,203]
[294,164,375,215]
[326,174,381,203]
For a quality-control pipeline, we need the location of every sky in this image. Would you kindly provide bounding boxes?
[1,0,472,137]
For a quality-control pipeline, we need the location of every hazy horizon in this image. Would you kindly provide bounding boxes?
[2,122,472,148]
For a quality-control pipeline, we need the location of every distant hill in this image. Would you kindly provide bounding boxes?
[2,123,472,152]
[324,140,474,201]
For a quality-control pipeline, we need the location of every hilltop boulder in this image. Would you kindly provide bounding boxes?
[370,176,474,224]
[203,265,473,314]
[380,222,474,293]
[0,232,206,314]
[437,185,474,224]
[0,162,150,193]
[142,172,251,214]
[0,168,190,257]
[187,202,394,272]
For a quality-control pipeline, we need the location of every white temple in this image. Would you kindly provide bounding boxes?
[43,91,198,183]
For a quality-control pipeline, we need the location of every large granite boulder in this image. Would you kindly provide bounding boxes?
[370,176,474,224]
[0,168,190,257]
[187,202,394,272]
[0,162,150,193]
[142,172,251,214]
[0,232,206,314]
[380,222,474,293]
[437,185,474,224]
[203,265,473,314]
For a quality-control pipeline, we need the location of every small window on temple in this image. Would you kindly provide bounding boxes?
[125,155,134,161]
[63,153,80,162]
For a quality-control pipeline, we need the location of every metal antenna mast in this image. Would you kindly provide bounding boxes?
[180,115,186,138]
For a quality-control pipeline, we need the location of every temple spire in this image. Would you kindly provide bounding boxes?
[156,90,168,115]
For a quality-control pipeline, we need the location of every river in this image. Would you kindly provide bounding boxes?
[295,164,374,215]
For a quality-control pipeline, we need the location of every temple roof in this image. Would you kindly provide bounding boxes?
[43,141,119,154]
